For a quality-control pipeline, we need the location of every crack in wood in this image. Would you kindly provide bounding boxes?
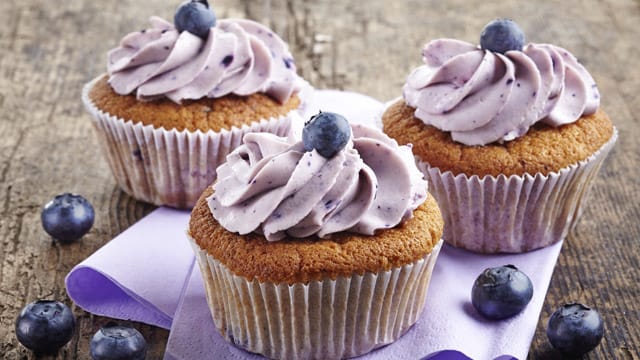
[0,129,25,185]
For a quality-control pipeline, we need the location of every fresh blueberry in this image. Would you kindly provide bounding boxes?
[480,19,525,53]
[15,300,76,355]
[302,111,351,158]
[90,323,147,360]
[471,264,533,320]
[174,0,216,39]
[546,303,604,356]
[41,193,95,243]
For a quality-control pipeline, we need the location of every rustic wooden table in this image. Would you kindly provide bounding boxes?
[1,0,638,359]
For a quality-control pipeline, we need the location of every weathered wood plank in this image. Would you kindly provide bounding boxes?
[0,0,638,359]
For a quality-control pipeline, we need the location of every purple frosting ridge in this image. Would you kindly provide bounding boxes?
[207,124,428,241]
[403,39,600,145]
[107,17,301,104]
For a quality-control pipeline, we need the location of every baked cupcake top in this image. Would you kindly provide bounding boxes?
[190,112,443,283]
[208,112,428,241]
[106,1,302,104]
[190,186,442,283]
[402,19,600,146]
[383,101,613,177]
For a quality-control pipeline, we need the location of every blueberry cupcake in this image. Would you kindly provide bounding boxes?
[82,0,310,208]
[188,112,444,359]
[382,19,617,253]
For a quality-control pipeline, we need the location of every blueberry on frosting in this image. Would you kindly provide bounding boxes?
[303,112,352,158]
[480,19,525,53]
[174,0,217,39]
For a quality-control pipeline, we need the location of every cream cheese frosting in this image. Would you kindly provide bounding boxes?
[403,39,600,145]
[208,124,428,241]
[107,16,301,104]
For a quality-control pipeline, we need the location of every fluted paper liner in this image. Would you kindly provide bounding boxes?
[82,76,305,209]
[417,129,617,253]
[190,237,443,360]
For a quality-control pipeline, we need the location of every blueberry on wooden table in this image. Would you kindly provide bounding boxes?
[15,300,76,355]
[174,0,216,39]
[480,18,525,53]
[471,264,533,320]
[302,111,352,158]
[90,324,147,360]
[546,303,604,356]
[41,193,95,243]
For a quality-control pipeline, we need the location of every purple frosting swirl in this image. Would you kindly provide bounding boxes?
[107,17,302,104]
[403,39,600,145]
[208,125,428,241]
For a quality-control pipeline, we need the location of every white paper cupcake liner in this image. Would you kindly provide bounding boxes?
[190,237,443,360]
[82,76,305,209]
[417,129,618,253]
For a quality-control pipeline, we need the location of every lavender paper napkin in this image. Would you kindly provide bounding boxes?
[66,90,562,360]
[65,208,193,330]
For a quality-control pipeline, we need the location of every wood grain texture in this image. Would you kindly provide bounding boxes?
[0,0,638,359]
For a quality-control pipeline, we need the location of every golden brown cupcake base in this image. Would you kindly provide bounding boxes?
[89,75,301,132]
[382,100,615,177]
[84,75,302,208]
[189,186,443,285]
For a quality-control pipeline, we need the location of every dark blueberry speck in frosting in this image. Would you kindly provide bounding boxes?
[221,55,234,67]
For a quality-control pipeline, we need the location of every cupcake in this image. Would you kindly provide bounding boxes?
[188,112,444,359]
[382,19,617,253]
[82,0,310,208]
